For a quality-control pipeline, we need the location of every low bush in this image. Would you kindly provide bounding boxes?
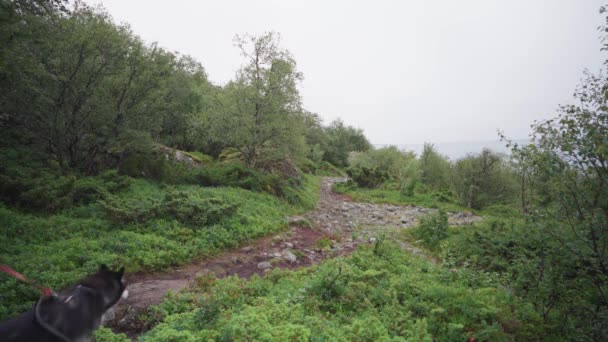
[0,159,131,212]
[346,166,388,188]
[192,163,271,191]
[412,209,449,249]
[0,175,320,321]
[451,149,518,209]
[134,243,542,341]
[101,189,238,227]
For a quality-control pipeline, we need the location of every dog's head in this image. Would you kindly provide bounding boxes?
[78,264,128,311]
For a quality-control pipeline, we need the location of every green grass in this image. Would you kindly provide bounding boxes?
[0,175,320,320]
[334,182,472,213]
[112,243,541,341]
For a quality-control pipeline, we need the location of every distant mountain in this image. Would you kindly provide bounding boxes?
[374,139,531,161]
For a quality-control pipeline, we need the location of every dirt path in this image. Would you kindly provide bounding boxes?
[110,177,480,337]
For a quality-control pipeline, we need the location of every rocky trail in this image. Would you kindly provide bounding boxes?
[110,177,481,337]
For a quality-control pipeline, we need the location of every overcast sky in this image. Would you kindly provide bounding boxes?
[87,0,605,145]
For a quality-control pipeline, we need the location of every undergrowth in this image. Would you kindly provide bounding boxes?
[111,243,541,341]
[0,165,319,321]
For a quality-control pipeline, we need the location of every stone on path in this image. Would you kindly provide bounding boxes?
[283,250,297,263]
[257,262,272,269]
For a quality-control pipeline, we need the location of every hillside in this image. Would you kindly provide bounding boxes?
[1,1,607,341]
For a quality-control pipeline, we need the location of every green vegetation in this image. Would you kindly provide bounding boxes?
[2,1,608,341]
[127,243,539,341]
[333,11,608,337]
[0,0,348,322]
[338,145,517,211]
[0,166,319,320]
[339,83,608,338]
[0,1,369,175]
[411,210,449,251]
[336,181,468,212]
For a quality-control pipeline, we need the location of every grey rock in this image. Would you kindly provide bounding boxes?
[283,250,297,263]
[101,307,115,325]
[257,262,272,269]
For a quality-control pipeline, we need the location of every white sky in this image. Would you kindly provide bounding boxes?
[87,0,605,145]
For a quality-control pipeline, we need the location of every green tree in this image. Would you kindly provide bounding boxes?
[419,143,451,190]
[301,111,326,163]
[452,149,517,209]
[348,145,415,180]
[212,32,306,168]
[1,4,191,173]
[322,119,371,167]
[508,69,608,338]
[160,55,213,150]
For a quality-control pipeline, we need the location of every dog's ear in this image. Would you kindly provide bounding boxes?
[99,264,109,272]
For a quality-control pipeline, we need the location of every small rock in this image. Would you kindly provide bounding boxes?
[102,307,115,324]
[241,246,254,253]
[283,250,297,263]
[272,252,282,258]
[285,242,294,248]
[195,270,214,278]
[257,262,272,269]
[369,237,377,243]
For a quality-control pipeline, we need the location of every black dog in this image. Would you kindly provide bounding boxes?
[0,265,128,342]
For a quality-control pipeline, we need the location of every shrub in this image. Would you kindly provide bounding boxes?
[419,143,452,191]
[413,209,449,249]
[159,190,238,227]
[452,149,518,209]
[138,243,542,341]
[346,166,388,188]
[348,146,414,180]
[0,152,131,212]
[95,327,131,342]
[101,189,238,227]
[193,163,271,192]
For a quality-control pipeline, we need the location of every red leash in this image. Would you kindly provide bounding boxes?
[0,264,54,297]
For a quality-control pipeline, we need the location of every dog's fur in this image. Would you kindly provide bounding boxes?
[0,265,128,342]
